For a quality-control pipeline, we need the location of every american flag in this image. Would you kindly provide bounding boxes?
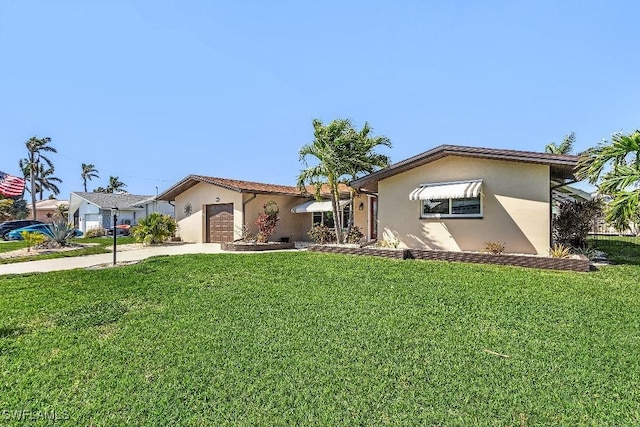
[0,171,26,198]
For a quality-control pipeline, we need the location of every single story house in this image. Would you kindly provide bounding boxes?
[26,199,69,222]
[350,145,579,255]
[69,192,174,233]
[156,175,374,243]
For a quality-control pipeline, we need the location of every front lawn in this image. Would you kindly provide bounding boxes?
[1,252,639,425]
[0,237,136,264]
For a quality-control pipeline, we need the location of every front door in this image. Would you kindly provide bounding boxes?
[206,203,234,243]
[369,197,377,240]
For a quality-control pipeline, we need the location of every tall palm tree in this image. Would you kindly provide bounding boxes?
[19,136,57,220]
[34,165,62,200]
[297,119,353,243]
[576,130,640,232]
[545,132,575,154]
[106,176,126,194]
[81,163,100,192]
[342,122,392,236]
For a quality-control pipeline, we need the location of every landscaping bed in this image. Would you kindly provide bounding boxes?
[222,241,296,251]
[309,244,590,271]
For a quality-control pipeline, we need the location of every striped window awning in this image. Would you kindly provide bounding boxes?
[291,200,349,213]
[409,179,483,201]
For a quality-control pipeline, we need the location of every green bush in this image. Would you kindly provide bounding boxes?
[21,231,46,250]
[131,213,178,245]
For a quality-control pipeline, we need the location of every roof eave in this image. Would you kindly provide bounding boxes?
[351,145,580,190]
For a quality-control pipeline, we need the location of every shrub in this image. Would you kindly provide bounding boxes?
[256,201,280,243]
[131,213,178,245]
[48,221,76,246]
[553,199,602,248]
[85,227,106,238]
[234,225,256,242]
[308,224,336,244]
[572,245,596,261]
[21,231,46,251]
[549,243,571,259]
[345,225,364,244]
[484,241,506,255]
[376,238,400,248]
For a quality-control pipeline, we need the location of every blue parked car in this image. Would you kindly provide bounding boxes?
[6,223,83,240]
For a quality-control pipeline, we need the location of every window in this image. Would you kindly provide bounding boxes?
[421,196,482,218]
[312,206,351,228]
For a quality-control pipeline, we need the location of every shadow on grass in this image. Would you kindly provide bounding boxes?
[0,326,27,339]
[591,240,640,266]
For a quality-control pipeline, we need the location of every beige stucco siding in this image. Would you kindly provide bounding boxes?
[378,156,550,255]
[173,182,243,243]
[173,182,309,243]
[243,194,309,242]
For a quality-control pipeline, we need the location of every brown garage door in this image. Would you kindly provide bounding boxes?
[206,203,234,243]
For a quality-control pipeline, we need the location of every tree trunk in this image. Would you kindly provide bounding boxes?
[331,184,343,244]
[345,188,355,242]
[30,166,37,220]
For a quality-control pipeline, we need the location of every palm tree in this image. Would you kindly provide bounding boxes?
[106,176,126,194]
[297,119,353,243]
[342,122,392,237]
[54,202,69,221]
[19,136,57,220]
[575,130,640,232]
[545,132,575,154]
[81,163,100,192]
[34,165,62,200]
[297,119,391,243]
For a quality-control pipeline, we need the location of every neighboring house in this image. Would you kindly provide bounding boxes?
[69,192,174,233]
[589,194,639,235]
[350,145,579,255]
[156,175,374,243]
[26,199,68,222]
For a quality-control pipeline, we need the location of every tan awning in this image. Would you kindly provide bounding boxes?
[409,179,483,200]
[291,200,349,213]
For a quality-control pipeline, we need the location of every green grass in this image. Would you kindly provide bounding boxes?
[0,237,137,265]
[1,252,640,425]
[589,235,640,265]
[0,240,29,253]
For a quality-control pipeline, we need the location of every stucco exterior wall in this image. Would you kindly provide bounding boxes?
[243,194,309,242]
[378,156,550,255]
[173,182,310,243]
[174,182,243,243]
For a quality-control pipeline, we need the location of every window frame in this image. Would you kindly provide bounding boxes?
[419,194,483,219]
[312,205,351,228]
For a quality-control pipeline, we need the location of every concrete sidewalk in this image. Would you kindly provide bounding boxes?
[0,243,224,275]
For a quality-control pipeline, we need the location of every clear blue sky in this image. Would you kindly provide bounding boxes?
[2,0,639,198]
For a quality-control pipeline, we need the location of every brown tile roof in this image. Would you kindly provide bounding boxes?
[157,175,305,201]
[304,183,351,197]
[350,144,580,192]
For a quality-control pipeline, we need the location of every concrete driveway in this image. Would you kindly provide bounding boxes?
[0,243,224,275]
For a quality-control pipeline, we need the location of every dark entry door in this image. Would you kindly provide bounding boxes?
[206,204,234,242]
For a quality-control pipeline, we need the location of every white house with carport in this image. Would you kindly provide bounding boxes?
[69,192,174,233]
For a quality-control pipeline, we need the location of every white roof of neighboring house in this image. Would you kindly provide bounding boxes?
[26,199,69,210]
[70,192,154,210]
